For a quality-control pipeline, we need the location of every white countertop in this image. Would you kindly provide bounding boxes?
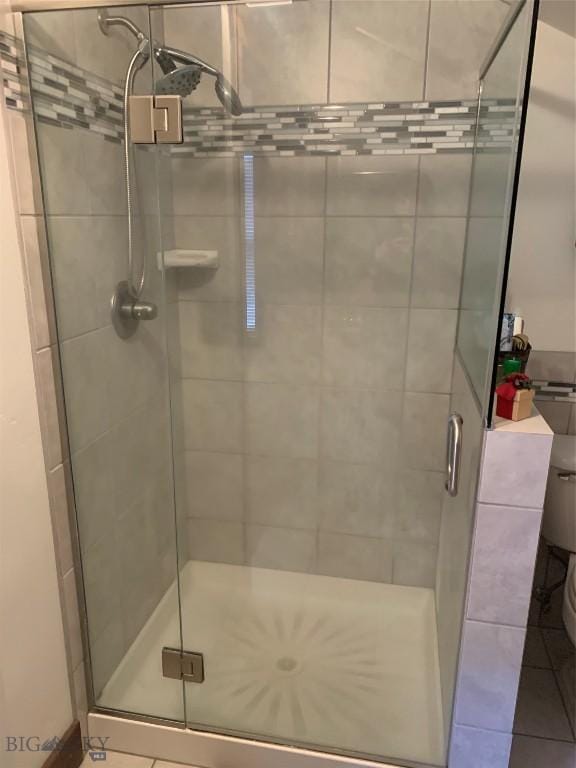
[492,405,554,436]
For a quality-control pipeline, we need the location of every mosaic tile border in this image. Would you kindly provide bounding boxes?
[1,29,517,157]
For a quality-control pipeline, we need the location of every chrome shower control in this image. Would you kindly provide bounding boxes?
[130,299,158,321]
[111,281,157,339]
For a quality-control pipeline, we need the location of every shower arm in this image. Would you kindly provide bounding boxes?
[98,11,147,43]
[157,45,220,78]
[98,11,233,91]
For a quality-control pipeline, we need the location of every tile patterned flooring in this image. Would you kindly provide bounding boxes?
[80,754,194,768]
[510,544,576,768]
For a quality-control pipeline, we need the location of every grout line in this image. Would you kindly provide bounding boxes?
[465,617,528,632]
[316,154,330,572]
[551,663,576,742]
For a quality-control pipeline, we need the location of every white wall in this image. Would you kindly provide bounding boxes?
[0,1,73,761]
[507,4,576,352]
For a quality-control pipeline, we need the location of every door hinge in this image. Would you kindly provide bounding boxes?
[129,95,183,144]
[162,647,204,683]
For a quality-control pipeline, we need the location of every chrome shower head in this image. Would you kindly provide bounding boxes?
[98,11,243,115]
[155,65,202,97]
[154,45,243,114]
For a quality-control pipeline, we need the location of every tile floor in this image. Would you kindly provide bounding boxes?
[80,754,192,768]
[510,542,576,768]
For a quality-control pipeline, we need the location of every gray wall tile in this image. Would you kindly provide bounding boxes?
[187,519,245,565]
[184,451,244,521]
[36,123,91,215]
[405,309,458,394]
[244,304,322,384]
[321,389,402,465]
[174,216,242,303]
[322,306,408,389]
[450,724,512,768]
[179,301,243,380]
[330,0,428,103]
[467,503,542,627]
[319,461,395,538]
[245,382,319,459]
[182,379,244,453]
[246,525,316,573]
[48,216,125,340]
[401,392,450,471]
[254,217,324,305]
[171,157,240,216]
[327,156,419,216]
[478,431,553,509]
[527,350,576,382]
[393,540,438,588]
[318,532,393,583]
[254,157,325,217]
[246,456,318,530]
[426,0,508,100]
[394,469,444,542]
[411,217,466,309]
[324,217,413,307]
[417,154,472,217]
[455,619,525,732]
[238,0,329,106]
[73,431,116,554]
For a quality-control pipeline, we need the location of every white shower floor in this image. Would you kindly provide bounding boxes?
[100,561,445,767]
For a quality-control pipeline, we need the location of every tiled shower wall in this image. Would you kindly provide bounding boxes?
[172,151,470,587]
[163,0,509,587]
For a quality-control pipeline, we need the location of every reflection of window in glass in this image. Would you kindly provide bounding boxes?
[243,153,256,331]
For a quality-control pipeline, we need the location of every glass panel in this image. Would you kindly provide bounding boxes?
[150,2,530,766]
[457,3,532,412]
[23,6,184,722]
[436,0,535,751]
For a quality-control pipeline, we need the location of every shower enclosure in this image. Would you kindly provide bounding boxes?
[16,1,537,766]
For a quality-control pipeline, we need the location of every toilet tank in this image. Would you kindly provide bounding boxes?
[542,435,576,553]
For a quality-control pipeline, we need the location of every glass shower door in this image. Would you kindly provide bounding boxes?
[22,4,185,723]
[148,1,538,766]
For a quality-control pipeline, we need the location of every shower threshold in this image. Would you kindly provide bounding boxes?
[98,561,444,767]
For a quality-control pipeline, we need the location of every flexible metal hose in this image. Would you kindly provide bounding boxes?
[123,43,148,299]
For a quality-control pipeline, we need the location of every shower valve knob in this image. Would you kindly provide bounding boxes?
[131,300,158,320]
[111,281,157,339]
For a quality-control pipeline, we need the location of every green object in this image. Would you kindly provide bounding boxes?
[503,358,521,375]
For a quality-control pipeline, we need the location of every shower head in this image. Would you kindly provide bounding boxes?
[155,65,203,97]
[98,10,242,115]
[154,45,243,114]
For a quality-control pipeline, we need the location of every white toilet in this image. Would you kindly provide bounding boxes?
[541,434,576,645]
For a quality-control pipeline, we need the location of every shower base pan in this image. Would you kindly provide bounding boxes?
[92,561,444,768]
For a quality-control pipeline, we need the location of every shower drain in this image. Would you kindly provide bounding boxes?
[276,656,298,672]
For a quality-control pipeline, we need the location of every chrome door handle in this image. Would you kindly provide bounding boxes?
[446,413,463,497]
